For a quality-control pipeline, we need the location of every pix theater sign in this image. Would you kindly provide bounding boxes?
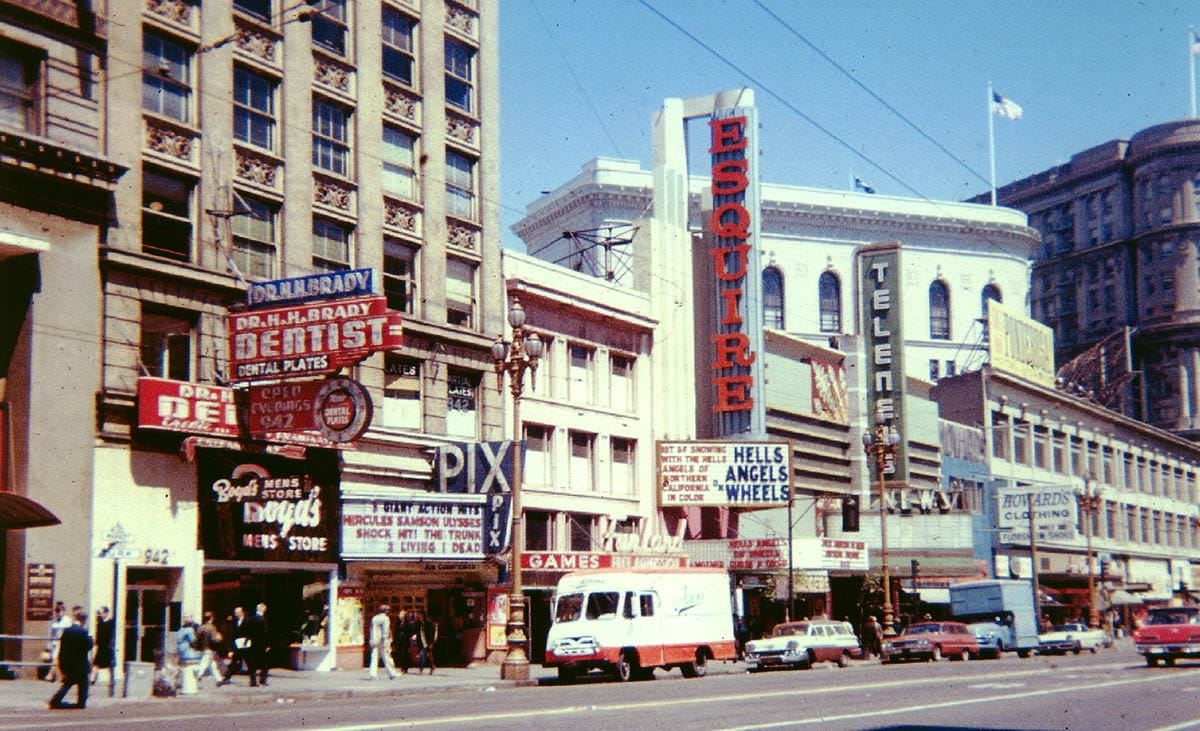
[705,103,766,438]
[228,294,402,382]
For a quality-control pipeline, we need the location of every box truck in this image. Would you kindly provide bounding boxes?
[543,568,737,682]
[949,579,1039,658]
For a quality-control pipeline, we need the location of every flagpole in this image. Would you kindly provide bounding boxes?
[1190,26,1197,119]
[988,81,997,206]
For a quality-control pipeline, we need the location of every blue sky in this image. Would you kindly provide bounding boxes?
[498,0,1199,250]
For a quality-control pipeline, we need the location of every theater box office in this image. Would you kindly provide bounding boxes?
[197,448,340,672]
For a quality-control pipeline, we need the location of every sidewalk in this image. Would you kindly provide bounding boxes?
[1,663,540,712]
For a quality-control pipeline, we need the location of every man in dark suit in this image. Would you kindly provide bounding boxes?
[48,607,93,710]
[247,602,270,687]
[218,606,253,687]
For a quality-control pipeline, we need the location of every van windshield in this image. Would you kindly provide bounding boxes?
[586,592,620,620]
[555,593,583,623]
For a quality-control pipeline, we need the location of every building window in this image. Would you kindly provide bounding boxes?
[569,344,594,404]
[944,360,956,377]
[383,239,416,314]
[929,279,950,340]
[610,354,633,412]
[0,43,41,133]
[229,195,277,279]
[313,98,350,176]
[445,257,475,327]
[524,424,552,487]
[981,283,1002,319]
[818,271,841,333]
[929,359,939,381]
[446,370,478,439]
[569,514,592,552]
[382,356,421,430]
[142,167,194,262]
[311,0,348,56]
[233,67,275,151]
[525,511,550,551]
[233,0,271,20]
[612,437,635,496]
[444,37,474,113]
[143,32,190,122]
[382,7,415,85]
[382,126,417,200]
[569,430,596,492]
[140,306,195,381]
[312,218,351,271]
[445,149,476,220]
[762,267,784,329]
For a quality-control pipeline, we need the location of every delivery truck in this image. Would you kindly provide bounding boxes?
[543,568,737,682]
[949,579,1039,658]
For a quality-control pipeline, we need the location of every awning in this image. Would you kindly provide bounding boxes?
[0,493,60,529]
[1106,589,1142,607]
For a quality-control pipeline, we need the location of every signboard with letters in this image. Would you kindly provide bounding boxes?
[196,449,338,563]
[248,377,373,444]
[137,378,239,438]
[247,268,374,308]
[433,441,515,555]
[682,537,868,572]
[996,484,1078,544]
[657,440,791,507]
[521,552,688,571]
[987,299,1056,388]
[24,563,54,621]
[341,496,485,560]
[857,242,908,482]
[227,294,402,382]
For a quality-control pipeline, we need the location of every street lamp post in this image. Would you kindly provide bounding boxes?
[862,410,900,636]
[491,297,543,682]
[1075,477,1103,629]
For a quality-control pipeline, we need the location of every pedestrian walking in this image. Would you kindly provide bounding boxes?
[861,615,883,658]
[397,610,418,674]
[367,605,399,680]
[45,602,71,683]
[217,606,254,687]
[176,614,201,694]
[48,607,93,710]
[194,611,225,687]
[91,607,114,687]
[247,602,270,687]
[417,610,438,674]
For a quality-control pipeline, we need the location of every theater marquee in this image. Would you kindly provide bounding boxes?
[657,440,791,507]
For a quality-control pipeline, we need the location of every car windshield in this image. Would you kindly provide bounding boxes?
[1145,609,1200,626]
[555,593,583,623]
[771,623,809,637]
[902,623,939,635]
[1050,624,1081,632]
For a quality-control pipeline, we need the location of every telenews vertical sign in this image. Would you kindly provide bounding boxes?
[858,242,908,482]
[707,104,765,438]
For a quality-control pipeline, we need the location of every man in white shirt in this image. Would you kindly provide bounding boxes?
[367,605,398,680]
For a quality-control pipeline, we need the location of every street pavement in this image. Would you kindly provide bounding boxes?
[3,659,751,713]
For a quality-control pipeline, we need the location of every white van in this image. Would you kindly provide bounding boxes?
[543,568,737,682]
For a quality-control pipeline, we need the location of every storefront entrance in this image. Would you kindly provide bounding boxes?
[124,567,181,663]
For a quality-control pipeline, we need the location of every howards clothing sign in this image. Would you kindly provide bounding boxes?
[196,448,339,563]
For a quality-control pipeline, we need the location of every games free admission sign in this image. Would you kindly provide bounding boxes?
[658,440,791,506]
[228,294,402,382]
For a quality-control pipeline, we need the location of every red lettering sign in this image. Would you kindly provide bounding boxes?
[228,294,402,382]
[137,378,239,438]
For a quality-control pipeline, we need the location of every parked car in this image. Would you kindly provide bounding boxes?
[1134,606,1200,667]
[966,621,1011,659]
[744,619,863,671]
[880,621,979,663]
[1037,622,1110,655]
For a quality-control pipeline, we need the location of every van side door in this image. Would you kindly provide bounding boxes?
[624,590,664,666]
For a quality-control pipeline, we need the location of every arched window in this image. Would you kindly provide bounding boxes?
[929,280,950,340]
[981,283,1002,319]
[762,267,784,329]
[818,271,841,333]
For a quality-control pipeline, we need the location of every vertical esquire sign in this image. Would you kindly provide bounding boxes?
[706,103,765,438]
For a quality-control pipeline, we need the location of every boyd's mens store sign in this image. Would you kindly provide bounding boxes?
[197,449,339,563]
[341,497,485,560]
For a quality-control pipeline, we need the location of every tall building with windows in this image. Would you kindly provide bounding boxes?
[985,120,1200,440]
[4,0,501,673]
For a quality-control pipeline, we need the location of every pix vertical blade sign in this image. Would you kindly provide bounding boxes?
[706,105,766,438]
[857,242,908,483]
[433,441,515,555]
[197,448,338,563]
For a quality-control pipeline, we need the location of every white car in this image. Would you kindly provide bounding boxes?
[744,620,862,671]
[1037,622,1110,654]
